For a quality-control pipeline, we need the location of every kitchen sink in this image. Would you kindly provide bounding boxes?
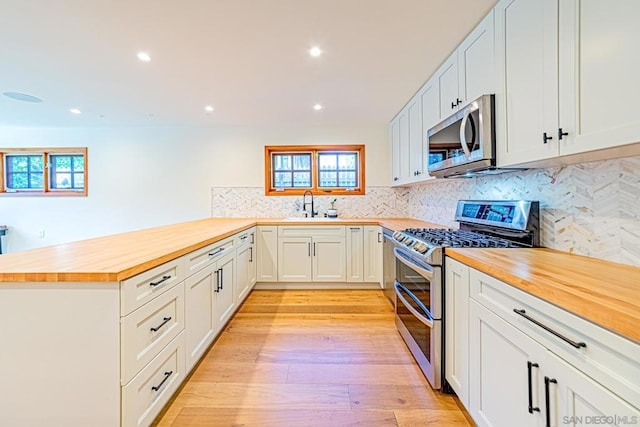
[282,217,340,221]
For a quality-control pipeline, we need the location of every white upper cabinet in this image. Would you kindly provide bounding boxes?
[437,54,461,119]
[497,0,640,167]
[390,8,496,186]
[495,0,559,166]
[559,0,640,156]
[458,10,495,105]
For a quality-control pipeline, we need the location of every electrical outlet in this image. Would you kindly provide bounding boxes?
[38,229,45,239]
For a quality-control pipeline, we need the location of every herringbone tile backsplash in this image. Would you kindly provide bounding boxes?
[212,156,640,267]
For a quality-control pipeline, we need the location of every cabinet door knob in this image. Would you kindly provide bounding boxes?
[393,177,399,181]
[543,133,553,144]
[558,128,569,140]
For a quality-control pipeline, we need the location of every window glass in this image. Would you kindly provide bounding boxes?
[5,155,44,189]
[317,152,358,189]
[272,153,312,189]
[50,154,85,189]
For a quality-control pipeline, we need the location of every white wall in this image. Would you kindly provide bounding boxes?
[0,124,388,252]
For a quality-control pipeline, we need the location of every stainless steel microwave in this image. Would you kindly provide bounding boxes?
[426,94,495,178]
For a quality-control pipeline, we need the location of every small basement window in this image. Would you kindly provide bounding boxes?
[265,145,365,196]
[0,147,88,196]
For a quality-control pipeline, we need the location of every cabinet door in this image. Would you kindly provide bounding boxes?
[559,0,640,156]
[363,226,383,285]
[398,109,411,182]
[390,119,401,184]
[408,96,423,180]
[544,350,640,427]
[235,245,251,303]
[495,0,559,167]
[420,78,440,177]
[346,226,364,282]
[445,258,470,408]
[185,266,216,372]
[214,253,236,329]
[469,299,544,427]
[256,226,278,282]
[248,243,257,288]
[312,236,346,282]
[458,9,495,104]
[437,54,460,119]
[278,237,312,282]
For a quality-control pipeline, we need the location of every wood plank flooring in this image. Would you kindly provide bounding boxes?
[154,289,472,426]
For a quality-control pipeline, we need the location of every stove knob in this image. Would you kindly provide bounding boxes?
[404,238,414,245]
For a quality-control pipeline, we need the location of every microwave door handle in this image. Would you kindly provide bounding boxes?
[394,281,435,328]
[459,110,476,158]
[393,247,433,280]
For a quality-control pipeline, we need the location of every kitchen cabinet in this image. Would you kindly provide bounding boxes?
[390,8,494,186]
[235,228,256,304]
[214,251,236,327]
[444,257,470,408]
[496,0,640,167]
[277,226,346,283]
[446,257,640,426]
[495,0,559,166]
[469,299,545,427]
[256,225,278,282]
[185,264,217,372]
[346,226,364,282]
[278,237,313,281]
[363,225,383,285]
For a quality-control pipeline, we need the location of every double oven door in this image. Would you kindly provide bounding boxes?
[393,246,442,389]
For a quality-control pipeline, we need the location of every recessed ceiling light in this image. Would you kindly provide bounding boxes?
[309,46,322,57]
[69,108,81,114]
[313,103,323,111]
[205,105,214,112]
[2,92,43,103]
[137,51,151,62]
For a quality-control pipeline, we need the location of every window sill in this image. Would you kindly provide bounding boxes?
[0,191,88,197]
[265,188,365,196]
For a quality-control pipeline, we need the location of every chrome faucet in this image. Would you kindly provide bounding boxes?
[302,190,317,218]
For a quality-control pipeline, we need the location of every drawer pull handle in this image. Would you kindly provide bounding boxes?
[544,376,557,427]
[151,371,173,392]
[527,361,540,414]
[513,309,586,349]
[250,233,255,244]
[208,247,225,257]
[150,317,172,332]
[150,275,171,287]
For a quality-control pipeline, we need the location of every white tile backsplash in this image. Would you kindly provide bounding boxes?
[211,156,640,267]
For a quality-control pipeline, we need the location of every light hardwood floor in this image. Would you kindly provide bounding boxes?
[154,289,472,426]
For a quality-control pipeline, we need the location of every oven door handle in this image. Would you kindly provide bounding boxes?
[393,247,433,280]
[394,281,434,328]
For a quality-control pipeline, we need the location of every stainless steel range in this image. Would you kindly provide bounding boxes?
[389,200,539,390]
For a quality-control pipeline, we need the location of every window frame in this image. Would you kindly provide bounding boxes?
[264,145,365,196]
[0,147,88,197]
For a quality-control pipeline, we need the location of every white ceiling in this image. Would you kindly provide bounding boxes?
[0,0,496,127]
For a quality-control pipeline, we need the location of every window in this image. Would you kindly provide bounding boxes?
[0,147,88,196]
[265,145,365,196]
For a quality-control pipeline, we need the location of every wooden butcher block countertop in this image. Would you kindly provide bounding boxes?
[446,248,640,344]
[0,217,441,283]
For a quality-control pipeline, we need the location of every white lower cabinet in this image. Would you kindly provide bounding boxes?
[122,332,186,427]
[257,226,278,281]
[278,237,313,281]
[346,226,364,282]
[363,226,383,285]
[214,252,236,328]
[276,226,347,283]
[236,235,256,304]
[444,258,470,408]
[184,264,217,371]
[469,299,545,427]
[445,256,640,427]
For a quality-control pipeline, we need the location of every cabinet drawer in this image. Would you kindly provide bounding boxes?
[121,282,185,384]
[235,227,255,248]
[121,257,185,316]
[278,225,346,237]
[184,237,234,276]
[122,331,186,427]
[469,268,640,408]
